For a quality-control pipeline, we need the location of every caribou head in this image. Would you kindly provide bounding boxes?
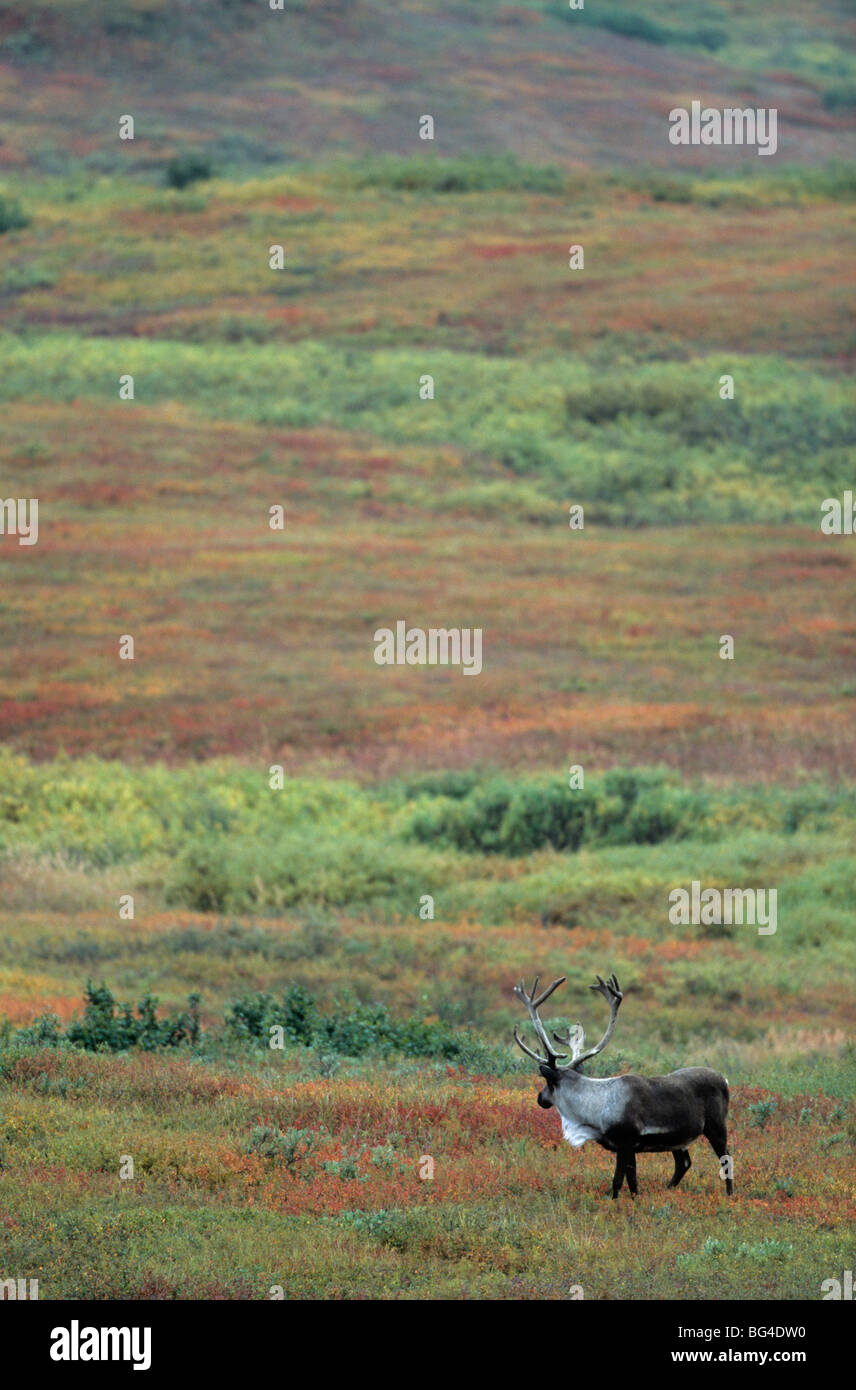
[512,972,624,1105]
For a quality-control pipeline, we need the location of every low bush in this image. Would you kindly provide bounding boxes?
[226,985,464,1060]
[345,153,565,194]
[0,194,29,234]
[166,153,213,189]
[241,1124,320,1166]
[12,981,202,1053]
[406,769,702,856]
[164,832,436,912]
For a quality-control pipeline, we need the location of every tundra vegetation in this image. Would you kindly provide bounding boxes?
[0,0,854,1299]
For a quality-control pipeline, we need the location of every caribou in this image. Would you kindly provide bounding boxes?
[513,973,733,1199]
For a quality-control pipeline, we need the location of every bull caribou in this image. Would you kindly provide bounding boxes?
[513,973,733,1199]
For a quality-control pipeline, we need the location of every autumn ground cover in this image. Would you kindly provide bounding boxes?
[1,388,855,773]
[0,1047,853,1299]
[0,171,855,774]
[2,0,855,177]
[0,893,854,1300]
[0,764,854,1298]
[0,0,854,1301]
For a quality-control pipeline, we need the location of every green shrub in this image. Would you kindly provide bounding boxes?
[226,990,281,1041]
[224,987,463,1059]
[690,26,728,52]
[566,5,726,52]
[346,153,565,194]
[747,1099,777,1129]
[242,1124,319,1166]
[407,769,700,856]
[63,981,201,1052]
[823,85,856,111]
[280,983,320,1044]
[783,788,841,834]
[336,1208,415,1250]
[0,195,29,234]
[164,831,433,912]
[581,7,671,44]
[164,839,237,911]
[735,1239,793,1261]
[166,153,213,189]
[1,264,56,293]
[648,177,695,205]
[496,781,588,855]
[12,1012,64,1047]
[566,377,696,425]
[402,770,483,800]
[228,984,319,1045]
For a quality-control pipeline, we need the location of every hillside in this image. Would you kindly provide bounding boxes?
[0,0,853,1306]
[1,0,855,176]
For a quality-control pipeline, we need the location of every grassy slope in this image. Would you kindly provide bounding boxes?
[0,164,853,356]
[1,389,855,774]
[0,162,854,773]
[1,0,854,174]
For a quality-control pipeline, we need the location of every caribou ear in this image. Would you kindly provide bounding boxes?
[538,1063,559,1085]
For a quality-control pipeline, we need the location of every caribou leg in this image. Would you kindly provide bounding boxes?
[611,1153,626,1199]
[624,1151,638,1197]
[611,1150,637,1199]
[668,1148,691,1188]
[704,1121,734,1196]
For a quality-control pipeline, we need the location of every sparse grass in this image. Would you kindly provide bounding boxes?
[2,758,852,1298]
[0,1036,851,1298]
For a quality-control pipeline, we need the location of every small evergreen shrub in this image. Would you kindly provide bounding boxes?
[225,986,463,1059]
[166,153,213,189]
[64,981,201,1051]
[406,769,700,855]
[0,195,29,234]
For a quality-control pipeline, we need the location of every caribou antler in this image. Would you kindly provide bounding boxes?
[566,973,623,1070]
[551,1021,586,1062]
[512,975,568,1068]
[513,972,624,1071]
